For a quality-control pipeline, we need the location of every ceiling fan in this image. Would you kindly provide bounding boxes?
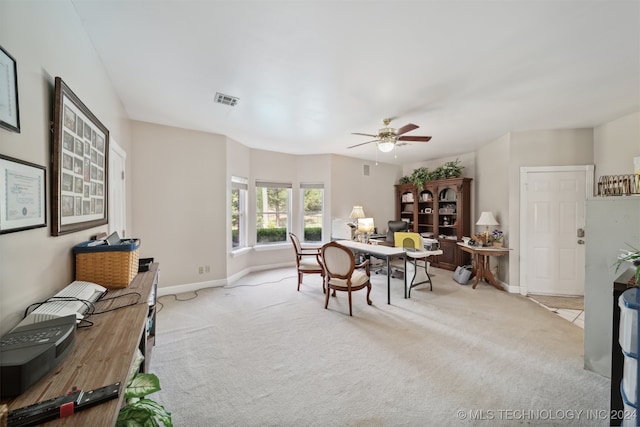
[348,118,432,152]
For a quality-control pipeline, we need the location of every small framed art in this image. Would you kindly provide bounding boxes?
[0,155,46,234]
[0,45,20,133]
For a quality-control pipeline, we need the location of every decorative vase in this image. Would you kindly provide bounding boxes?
[493,241,503,248]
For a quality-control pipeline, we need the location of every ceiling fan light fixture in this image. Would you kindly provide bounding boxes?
[377,139,395,152]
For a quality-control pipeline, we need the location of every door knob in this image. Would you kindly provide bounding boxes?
[577,239,585,244]
[577,228,585,238]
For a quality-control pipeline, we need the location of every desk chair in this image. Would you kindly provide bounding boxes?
[394,232,443,297]
[374,220,409,277]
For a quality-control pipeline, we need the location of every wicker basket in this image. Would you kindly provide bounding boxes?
[74,238,140,289]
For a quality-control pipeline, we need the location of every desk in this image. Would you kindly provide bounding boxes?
[405,249,444,297]
[337,240,407,304]
[4,264,159,426]
[457,243,509,290]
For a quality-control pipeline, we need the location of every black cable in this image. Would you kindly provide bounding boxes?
[155,275,298,313]
[23,297,96,319]
[91,292,142,315]
[223,275,297,289]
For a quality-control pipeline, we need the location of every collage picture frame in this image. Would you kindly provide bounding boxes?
[51,77,109,235]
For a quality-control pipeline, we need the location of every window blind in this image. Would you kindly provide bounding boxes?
[300,183,324,189]
[255,180,292,189]
[231,176,248,190]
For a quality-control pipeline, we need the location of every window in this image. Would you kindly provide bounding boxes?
[255,181,291,244]
[301,183,324,242]
[231,176,248,249]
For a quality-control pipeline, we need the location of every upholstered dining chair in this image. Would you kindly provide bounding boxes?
[289,233,324,292]
[320,241,372,316]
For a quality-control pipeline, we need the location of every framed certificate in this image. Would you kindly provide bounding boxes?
[0,155,46,234]
[0,45,20,133]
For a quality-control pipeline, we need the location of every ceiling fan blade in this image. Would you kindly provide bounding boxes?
[398,135,432,142]
[347,139,377,149]
[396,123,419,136]
[351,132,378,138]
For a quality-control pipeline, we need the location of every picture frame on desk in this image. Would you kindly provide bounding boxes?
[0,155,46,234]
[0,45,20,133]
[51,77,109,235]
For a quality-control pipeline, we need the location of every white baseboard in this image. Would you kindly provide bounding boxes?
[157,262,294,297]
[157,279,226,297]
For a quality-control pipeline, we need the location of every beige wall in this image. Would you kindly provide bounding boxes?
[594,111,640,176]
[0,1,132,335]
[329,155,402,235]
[130,121,227,288]
[476,134,510,282]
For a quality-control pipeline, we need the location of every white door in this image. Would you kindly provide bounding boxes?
[109,139,126,237]
[520,166,593,296]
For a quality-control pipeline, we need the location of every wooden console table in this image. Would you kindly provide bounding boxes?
[457,243,509,290]
[3,263,159,426]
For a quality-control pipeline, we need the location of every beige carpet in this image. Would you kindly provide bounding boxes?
[528,295,584,311]
[149,266,608,426]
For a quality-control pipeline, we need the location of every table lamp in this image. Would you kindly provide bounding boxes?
[349,205,365,226]
[476,211,499,246]
[357,218,375,243]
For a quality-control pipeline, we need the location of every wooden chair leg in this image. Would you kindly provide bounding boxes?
[297,272,302,291]
[324,285,331,309]
[348,289,353,316]
[366,283,372,305]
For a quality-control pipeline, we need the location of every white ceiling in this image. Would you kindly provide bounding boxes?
[71,0,640,165]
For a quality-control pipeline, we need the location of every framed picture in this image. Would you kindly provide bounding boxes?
[0,45,20,133]
[51,77,109,235]
[0,155,46,234]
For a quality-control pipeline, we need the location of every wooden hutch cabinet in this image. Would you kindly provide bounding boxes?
[395,177,472,271]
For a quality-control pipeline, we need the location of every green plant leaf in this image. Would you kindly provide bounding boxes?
[117,404,157,427]
[135,399,173,427]
[125,373,161,399]
[117,399,173,427]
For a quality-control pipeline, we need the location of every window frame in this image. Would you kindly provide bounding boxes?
[231,176,248,251]
[255,180,292,245]
[300,183,324,243]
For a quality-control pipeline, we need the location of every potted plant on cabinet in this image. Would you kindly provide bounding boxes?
[615,244,640,286]
[491,229,504,248]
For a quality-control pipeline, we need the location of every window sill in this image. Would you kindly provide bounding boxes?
[253,242,291,252]
[230,247,252,257]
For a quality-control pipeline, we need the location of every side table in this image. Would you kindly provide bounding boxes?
[457,243,510,290]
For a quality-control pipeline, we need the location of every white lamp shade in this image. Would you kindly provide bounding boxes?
[476,211,499,226]
[357,218,375,233]
[376,141,395,153]
[350,205,365,219]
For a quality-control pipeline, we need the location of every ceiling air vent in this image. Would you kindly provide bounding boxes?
[215,92,239,107]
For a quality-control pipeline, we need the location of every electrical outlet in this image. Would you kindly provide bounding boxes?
[205,265,210,273]
[198,266,204,274]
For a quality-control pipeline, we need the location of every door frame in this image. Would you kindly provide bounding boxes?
[519,165,594,296]
[109,138,127,237]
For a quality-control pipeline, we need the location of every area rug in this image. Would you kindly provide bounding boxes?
[528,294,584,311]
